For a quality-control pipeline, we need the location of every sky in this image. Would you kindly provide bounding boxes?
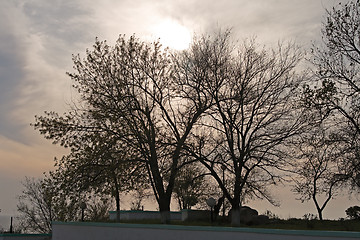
[0,0,358,229]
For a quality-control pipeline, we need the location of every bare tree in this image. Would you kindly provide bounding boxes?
[307,0,360,188]
[291,125,346,220]
[173,163,210,210]
[17,177,79,233]
[17,177,113,233]
[184,32,307,226]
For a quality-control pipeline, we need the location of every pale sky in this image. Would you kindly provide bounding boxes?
[0,0,357,228]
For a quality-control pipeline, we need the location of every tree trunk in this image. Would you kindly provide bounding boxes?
[231,207,241,227]
[317,209,323,221]
[115,196,120,222]
[158,195,171,224]
[160,210,170,224]
[113,175,121,222]
[214,196,224,221]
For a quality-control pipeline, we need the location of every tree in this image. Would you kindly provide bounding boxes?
[129,186,152,211]
[34,31,307,226]
[48,130,145,222]
[34,35,214,223]
[184,32,307,226]
[17,177,78,233]
[173,163,210,210]
[291,125,346,220]
[17,177,112,233]
[308,0,360,189]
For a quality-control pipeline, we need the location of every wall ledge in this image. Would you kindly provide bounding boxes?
[52,221,360,238]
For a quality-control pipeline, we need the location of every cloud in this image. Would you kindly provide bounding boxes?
[0,0,96,143]
[158,0,345,46]
[0,1,28,141]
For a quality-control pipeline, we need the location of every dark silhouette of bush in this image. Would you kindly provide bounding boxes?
[345,206,360,220]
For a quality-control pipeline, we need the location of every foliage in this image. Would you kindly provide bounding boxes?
[346,206,360,220]
[47,130,145,222]
[84,197,113,222]
[302,213,318,221]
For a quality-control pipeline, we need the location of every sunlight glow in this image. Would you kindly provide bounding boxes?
[152,19,192,50]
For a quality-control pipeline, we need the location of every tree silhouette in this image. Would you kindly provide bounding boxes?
[183,32,307,226]
[307,0,360,189]
[34,35,214,223]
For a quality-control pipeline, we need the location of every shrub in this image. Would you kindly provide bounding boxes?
[345,206,360,220]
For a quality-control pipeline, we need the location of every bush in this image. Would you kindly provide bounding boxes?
[263,210,280,220]
[302,213,317,221]
[346,206,360,220]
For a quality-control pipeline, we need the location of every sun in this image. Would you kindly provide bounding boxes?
[152,19,192,50]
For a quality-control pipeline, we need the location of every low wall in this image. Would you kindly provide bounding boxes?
[181,209,211,221]
[109,210,181,221]
[0,233,51,240]
[52,222,360,240]
[109,209,212,222]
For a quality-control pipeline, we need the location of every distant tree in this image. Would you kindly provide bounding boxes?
[307,0,360,189]
[345,206,360,220]
[17,177,78,233]
[17,177,111,233]
[291,125,346,220]
[184,32,307,226]
[173,163,210,210]
[85,197,113,222]
[129,187,152,211]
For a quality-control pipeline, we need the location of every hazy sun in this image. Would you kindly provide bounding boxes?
[152,20,192,50]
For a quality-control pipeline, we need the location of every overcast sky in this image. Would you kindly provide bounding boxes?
[0,0,357,228]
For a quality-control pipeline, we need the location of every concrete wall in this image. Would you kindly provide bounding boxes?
[109,210,181,221]
[52,221,360,240]
[181,209,211,221]
[109,209,212,222]
[0,233,51,240]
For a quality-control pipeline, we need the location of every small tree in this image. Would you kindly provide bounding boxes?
[85,197,113,222]
[129,187,152,211]
[17,177,78,233]
[17,177,112,233]
[173,163,210,210]
[291,126,345,220]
